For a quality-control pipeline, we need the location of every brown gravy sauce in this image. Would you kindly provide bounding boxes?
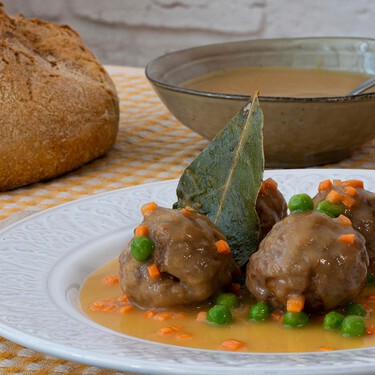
[181,67,370,97]
[80,258,375,353]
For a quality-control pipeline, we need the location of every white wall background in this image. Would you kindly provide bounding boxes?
[2,0,375,67]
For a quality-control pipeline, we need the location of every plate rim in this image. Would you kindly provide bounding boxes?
[1,168,375,375]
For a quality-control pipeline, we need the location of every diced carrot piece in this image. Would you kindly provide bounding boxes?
[141,202,158,216]
[341,195,356,208]
[343,180,364,189]
[333,179,343,187]
[181,208,194,217]
[196,311,207,322]
[176,333,193,340]
[90,301,106,311]
[336,214,352,227]
[102,304,117,312]
[318,179,333,192]
[144,310,155,319]
[343,186,357,197]
[325,188,355,207]
[320,347,334,351]
[286,296,305,313]
[326,190,344,204]
[338,233,355,244]
[135,224,149,237]
[169,325,182,332]
[215,239,231,254]
[221,339,244,351]
[367,294,375,303]
[90,297,117,312]
[117,295,129,303]
[117,305,134,314]
[366,325,375,336]
[102,274,120,285]
[147,263,161,279]
[157,326,176,336]
[153,312,171,321]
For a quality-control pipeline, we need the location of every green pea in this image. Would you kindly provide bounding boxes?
[288,194,314,214]
[206,305,232,325]
[345,302,367,317]
[367,273,375,285]
[283,311,309,328]
[248,301,271,321]
[341,315,366,337]
[316,199,344,218]
[215,293,240,309]
[130,236,155,261]
[323,311,345,330]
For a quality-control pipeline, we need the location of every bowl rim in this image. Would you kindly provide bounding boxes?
[145,37,375,103]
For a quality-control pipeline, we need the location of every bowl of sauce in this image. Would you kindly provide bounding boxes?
[146,38,375,168]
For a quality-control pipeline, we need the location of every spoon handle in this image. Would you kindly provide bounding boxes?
[347,76,375,96]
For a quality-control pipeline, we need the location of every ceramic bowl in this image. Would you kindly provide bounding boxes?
[145,37,375,168]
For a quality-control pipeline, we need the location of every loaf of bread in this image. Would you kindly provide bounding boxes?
[0,5,119,191]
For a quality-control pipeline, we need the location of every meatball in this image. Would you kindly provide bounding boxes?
[256,178,288,242]
[246,211,368,312]
[313,181,375,275]
[119,204,237,309]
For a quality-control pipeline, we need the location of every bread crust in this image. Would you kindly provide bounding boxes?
[0,5,119,191]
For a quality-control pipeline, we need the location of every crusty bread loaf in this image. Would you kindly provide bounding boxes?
[0,5,119,191]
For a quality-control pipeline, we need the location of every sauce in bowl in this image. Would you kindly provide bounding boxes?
[182,67,370,97]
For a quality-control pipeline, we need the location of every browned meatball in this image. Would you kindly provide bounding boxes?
[313,181,375,275]
[119,204,237,309]
[246,211,368,312]
[256,178,288,242]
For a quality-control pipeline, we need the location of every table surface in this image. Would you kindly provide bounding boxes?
[0,65,374,375]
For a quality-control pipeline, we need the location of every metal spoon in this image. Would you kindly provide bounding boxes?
[347,75,375,96]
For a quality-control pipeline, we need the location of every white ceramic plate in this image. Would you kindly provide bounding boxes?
[1,169,375,375]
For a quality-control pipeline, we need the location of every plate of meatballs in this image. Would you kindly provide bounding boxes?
[0,168,374,375]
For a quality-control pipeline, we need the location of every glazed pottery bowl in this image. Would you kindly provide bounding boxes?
[145,37,375,168]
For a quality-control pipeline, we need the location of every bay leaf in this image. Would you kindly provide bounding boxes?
[173,94,264,266]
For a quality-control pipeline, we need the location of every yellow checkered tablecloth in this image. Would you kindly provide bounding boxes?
[0,65,374,375]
